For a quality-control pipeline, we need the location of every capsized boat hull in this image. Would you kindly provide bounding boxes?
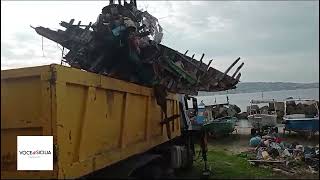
[284,117,319,132]
[203,117,237,135]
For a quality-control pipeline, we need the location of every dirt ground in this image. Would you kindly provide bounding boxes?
[181,120,319,179]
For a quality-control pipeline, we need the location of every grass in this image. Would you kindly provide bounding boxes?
[176,146,279,179]
[174,133,319,179]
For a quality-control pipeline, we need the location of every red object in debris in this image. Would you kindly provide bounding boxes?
[275,137,282,143]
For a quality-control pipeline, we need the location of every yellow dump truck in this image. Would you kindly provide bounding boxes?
[1,64,198,179]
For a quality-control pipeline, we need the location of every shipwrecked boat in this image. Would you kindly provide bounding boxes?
[31,0,244,96]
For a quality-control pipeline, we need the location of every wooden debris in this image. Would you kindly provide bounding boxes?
[272,168,294,175]
[248,160,285,163]
[32,3,244,95]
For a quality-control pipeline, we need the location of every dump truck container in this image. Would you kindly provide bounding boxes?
[1,64,181,179]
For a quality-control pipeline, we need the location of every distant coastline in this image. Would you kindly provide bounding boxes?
[198,82,319,96]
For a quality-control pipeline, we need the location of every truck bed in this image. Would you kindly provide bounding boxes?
[1,64,181,179]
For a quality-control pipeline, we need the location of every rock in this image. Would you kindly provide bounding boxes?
[259,105,269,114]
[236,112,248,119]
[304,104,318,117]
[230,104,241,113]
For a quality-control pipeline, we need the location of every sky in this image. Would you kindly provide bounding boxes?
[1,0,319,83]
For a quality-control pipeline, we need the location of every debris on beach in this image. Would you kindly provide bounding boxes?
[244,131,319,175]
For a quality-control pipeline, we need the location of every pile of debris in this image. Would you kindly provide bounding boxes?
[247,133,319,175]
[31,0,244,96]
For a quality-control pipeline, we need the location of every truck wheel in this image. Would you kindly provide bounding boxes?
[185,151,194,169]
[148,165,163,179]
[136,164,163,179]
[163,167,176,178]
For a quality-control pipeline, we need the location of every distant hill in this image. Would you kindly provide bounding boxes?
[198,82,319,96]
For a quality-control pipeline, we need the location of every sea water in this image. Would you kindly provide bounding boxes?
[195,88,319,112]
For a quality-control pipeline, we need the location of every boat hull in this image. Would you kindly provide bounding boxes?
[284,117,319,132]
[203,117,236,135]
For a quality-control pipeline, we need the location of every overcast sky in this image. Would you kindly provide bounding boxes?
[1,1,319,83]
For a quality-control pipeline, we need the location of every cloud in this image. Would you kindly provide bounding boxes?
[1,1,319,83]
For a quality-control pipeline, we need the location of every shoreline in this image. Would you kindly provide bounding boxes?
[198,87,320,97]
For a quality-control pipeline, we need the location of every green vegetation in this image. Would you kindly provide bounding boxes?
[176,147,280,179]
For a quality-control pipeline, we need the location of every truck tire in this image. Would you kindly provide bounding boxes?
[185,150,194,170]
[140,164,163,179]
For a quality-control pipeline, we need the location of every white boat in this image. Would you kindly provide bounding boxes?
[247,99,278,132]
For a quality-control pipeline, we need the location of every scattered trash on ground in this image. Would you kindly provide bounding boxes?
[244,132,319,176]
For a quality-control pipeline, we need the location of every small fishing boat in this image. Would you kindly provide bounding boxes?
[203,116,237,135]
[201,103,237,135]
[283,98,319,135]
[184,96,238,134]
[247,99,278,135]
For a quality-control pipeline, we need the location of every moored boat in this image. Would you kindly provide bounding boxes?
[247,99,278,135]
[201,102,237,135]
[203,116,237,135]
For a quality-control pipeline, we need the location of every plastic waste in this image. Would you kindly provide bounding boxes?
[296,145,304,152]
[250,136,262,147]
[262,151,270,159]
[256,147,266,160]
[282,149,291,157]
[275,137,282,143]
[263,139,270,147]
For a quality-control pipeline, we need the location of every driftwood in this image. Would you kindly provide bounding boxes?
[272,168,294,175]
[248,160,285,163]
